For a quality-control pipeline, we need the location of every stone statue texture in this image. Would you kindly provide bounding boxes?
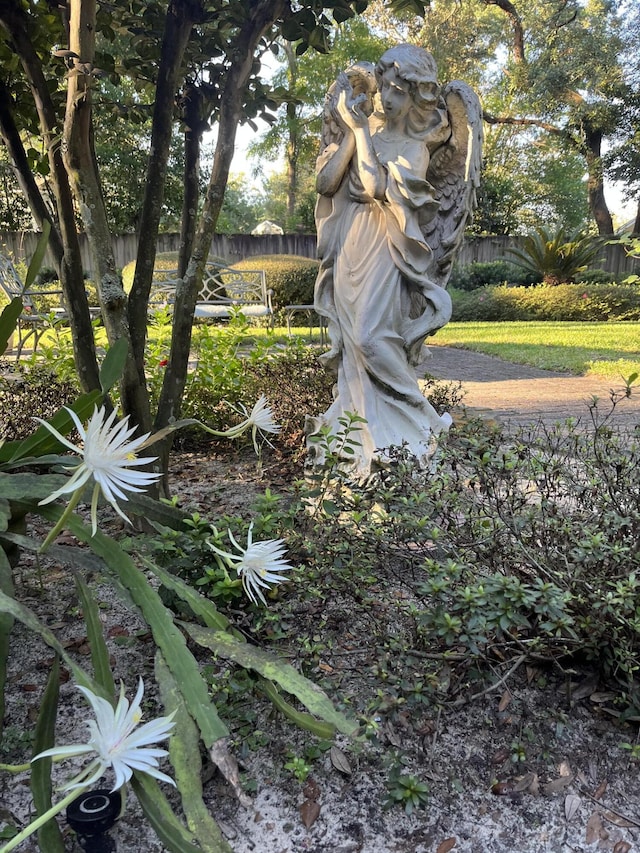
[306,44,483,479]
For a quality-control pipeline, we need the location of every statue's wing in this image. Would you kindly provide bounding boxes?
[424,81,483,288]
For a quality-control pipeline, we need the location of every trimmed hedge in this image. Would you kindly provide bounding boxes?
[231,254,319,312]
[451,282,640,322]
[448,260,539,291]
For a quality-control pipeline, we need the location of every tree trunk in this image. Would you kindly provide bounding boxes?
[583,125,614,235]
[179,83,205,276]
[634,200,640,236]
[154,0,287,475]
[0,0,100,393]
[283,41,299,228]
[64,0,147,421]
[286,101,299,228]
[484,0,525,63]
[129,0,201,389]
[0,83,64,262]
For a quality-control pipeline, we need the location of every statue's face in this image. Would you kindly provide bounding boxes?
[379,68,412,123]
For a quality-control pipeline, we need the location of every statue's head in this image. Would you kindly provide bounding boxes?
[375,44,440,136]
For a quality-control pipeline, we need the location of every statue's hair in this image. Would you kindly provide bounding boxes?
[375,44,440,140]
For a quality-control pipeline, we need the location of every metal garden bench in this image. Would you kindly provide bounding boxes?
[150,261,273,324]
[0,254,101,359]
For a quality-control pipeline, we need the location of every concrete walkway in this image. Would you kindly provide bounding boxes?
[423,345,640,432]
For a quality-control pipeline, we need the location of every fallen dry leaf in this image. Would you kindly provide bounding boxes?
[300,798,321,829]
[513,772,539,794]
[593,780,608,800]
[602,811,637,828]
[526,665,542,684]
[565,793,581,821]
[436,838,457,853]
[491,748,510,765]
[612,840,632,853]
[383,722,402,747]
[559,761,572,777]
[303,777,320,802]
[209,738,252,809]
[330,745,352,776]
[498,690,512,712]
[589,692,616,704]
[570,672,600,703]
[542,774,574,796]
[585,811,607,845]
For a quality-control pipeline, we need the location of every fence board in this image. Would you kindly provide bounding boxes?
[1,231,638,281]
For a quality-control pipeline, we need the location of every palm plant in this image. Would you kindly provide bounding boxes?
[505,225,604,285]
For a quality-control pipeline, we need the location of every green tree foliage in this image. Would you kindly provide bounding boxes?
[216,173,265,234]
[368,0,636,236]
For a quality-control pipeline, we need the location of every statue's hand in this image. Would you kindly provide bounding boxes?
[335,85,369,131]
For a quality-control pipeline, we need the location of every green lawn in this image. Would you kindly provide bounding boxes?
[432,321,640,378]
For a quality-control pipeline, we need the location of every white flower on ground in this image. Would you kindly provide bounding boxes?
[36,405,161,535]
[34,679,175,792]
[209,522,292,605]
[225,395,281,453]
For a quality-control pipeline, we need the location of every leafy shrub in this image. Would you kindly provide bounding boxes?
[0,361,77,441]
[144,512,244,609]
[504,225,604,285]
[448,260,539,291]
[451,282,640,322]
[231,254,319,313]
[579,267,617,285]
[293,396,640,713]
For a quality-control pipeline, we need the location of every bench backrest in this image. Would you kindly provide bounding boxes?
[150,262,268,306]
[199,264,267,305]
[0,255,31,307]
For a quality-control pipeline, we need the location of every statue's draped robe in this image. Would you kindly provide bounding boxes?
[310,129,453,477]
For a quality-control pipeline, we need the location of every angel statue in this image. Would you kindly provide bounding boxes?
[305,44,482,479]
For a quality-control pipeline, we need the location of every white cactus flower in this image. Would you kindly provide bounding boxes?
[36,405,160,535]
[34,679,175,792]
[209,522,292,605]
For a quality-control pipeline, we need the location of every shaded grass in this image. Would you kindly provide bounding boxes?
[432,322,640,378]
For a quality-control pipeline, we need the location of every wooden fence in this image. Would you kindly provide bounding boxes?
[1,230,638,280]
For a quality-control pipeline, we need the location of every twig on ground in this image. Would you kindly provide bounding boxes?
[448,654,527,709]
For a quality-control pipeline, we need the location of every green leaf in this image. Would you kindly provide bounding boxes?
[0,471,68,503]
[141,556,230,632]
[74,575,116,697]
[0,500,10,538]
[37,506,229,748]
[0,546,14,741]
[130,772,199,853]
[0,299,22,356]
[155,653,233,853]
[99,337,128,394]
[257,677,335,739]
[24,221,51,289]
[182,623,358,737]
[31,656,65,853]
[122,493,193,531]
